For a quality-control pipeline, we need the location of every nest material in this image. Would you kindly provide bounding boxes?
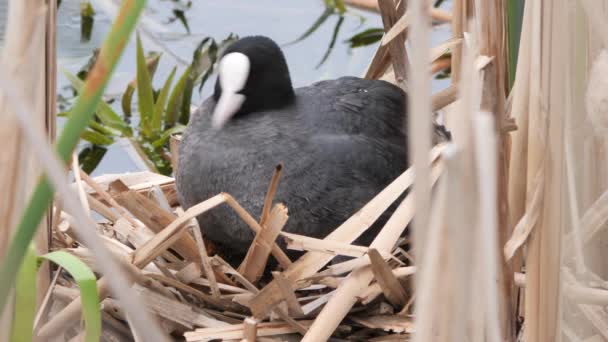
[43,142,443,341]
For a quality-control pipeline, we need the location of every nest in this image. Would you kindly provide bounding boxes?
[39,141,445,341]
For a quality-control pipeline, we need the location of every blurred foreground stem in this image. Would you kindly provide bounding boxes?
[0,0,147,312]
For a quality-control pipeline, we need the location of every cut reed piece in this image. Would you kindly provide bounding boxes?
[189,218,221,298]
[282,232,386,258]
[360,266,416,304]
[368,248,408,308]
[272,272,305,317]
[239,204,289,283]
[185,320,316,341]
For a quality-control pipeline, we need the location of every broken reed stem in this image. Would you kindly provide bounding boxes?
[190,222,221,299]
[79,169,139,227]
[239,204,289,283]
[259,163,283,226]
[223,195,292,269]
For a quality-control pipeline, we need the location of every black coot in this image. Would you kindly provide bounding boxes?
[176,36,448,264]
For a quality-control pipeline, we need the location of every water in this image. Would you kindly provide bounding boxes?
[52,0,451,176]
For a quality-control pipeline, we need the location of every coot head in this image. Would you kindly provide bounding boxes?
[211,36,296,128]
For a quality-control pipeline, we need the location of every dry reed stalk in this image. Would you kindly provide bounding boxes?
[378,0,408,88]
[249,146,443,319]
[185,320,316,341]
[519,0,567,340]
[473,0,515,335]
[450,0,465,83]
[170,134,181,174]
[282,232,387,258]
[0,0,50,334]
[411,147,450,342]
[505,3,533,324]
[473,112,502,341]
[408,0,433,265]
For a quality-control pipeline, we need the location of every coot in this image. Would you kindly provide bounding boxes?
[176,36,448,264]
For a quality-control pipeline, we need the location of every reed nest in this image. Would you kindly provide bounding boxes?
[44,149,441,341]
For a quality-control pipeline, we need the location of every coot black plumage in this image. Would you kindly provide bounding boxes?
[176,36,448,264]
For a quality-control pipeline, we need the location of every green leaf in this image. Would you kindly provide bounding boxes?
[121,86,135,117]
[173,9,190,33]
[334,0,346,14]
[136,34,156,138]
[152,67,177,132]
[121,51,161,119]
[79,145,108,174]
[345,28,384,48]
[81,129,114,146]
[151,124,186,148]
[316,15,345,68]
[89,120,120,137]
[10,244,37,342]
[64,70,132,136]
[40,251,100,342]
[80,1,95,43]
[284,6,334,46]
[165,65,191,127]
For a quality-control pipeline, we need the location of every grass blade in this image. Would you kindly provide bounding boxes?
[345,28,384,48]
[10,244,37,342]
[284,6,334,46]
[151,124,185,148]
[40,251,100,342]
[121,51,161,118]
[316,15,345,68]
[152,66,176,132]
[64,70,132,136]
[81,129,115,146]
[136,34,155,138]
[0,0,147,315]
[165,65,190,127]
